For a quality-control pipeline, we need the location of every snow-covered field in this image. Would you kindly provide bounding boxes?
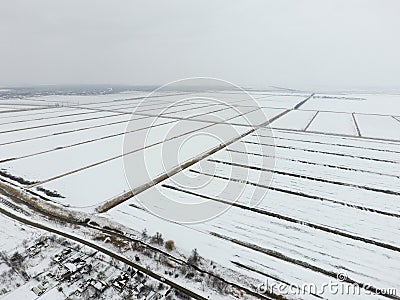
[0,89,399,299]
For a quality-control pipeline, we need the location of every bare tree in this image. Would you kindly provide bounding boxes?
[151,232,164,246]
[187,249,200,267]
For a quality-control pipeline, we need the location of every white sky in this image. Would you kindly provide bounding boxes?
[1,0,399,89]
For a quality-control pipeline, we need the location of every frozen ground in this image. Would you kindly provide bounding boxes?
[0,88,399,299]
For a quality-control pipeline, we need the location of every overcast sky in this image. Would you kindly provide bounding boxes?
[1,0,399,89]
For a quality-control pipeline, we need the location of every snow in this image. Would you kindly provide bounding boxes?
[26,91,148,106]
[1,118,177,183]
[1,90,400,299]
[35,288,64,300]
[34,124,248,207]
[0,262,9,273]
[0,209,44,253]
[0,110,122,134]
[0,105,40,112]
[355,114,400,140]
[272,110,317,130]
[36,157,129,208]
[103,119,400,298]
[1,282,38,300]
[254,94,310,109]
[0,117,131,161]
[0,107,75,123]
[301,93,400,115]
[306,111,357,135]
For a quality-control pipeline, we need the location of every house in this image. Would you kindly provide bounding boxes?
[89,279,108,293]
[53,248,72,263]
[146,291,158,299]
[81,264,92,274]
[62,249,72,256]
[31,284,46,296]
[112,272,130,292]
[134,283,144,293]
[174,290,191,299]
[28,245,39,257]
[77,281,90,293]
[53,254,63,263]
[56,270,72,281]
[64,262,77,273]
[70,272,82,282]
[55,264,74,281]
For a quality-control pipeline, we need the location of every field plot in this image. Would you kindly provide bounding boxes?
[271,93,400,143]
[253,95,308,109]
[305,111,357,136]
[355,114,400,140]
[0,105,43,113]
[25,90,150,105]
[271,110,317,130]
[107,126,400,299]
[1,118,178,184]
[301,93,400,115]
[0,89,399,299]
[0,91,287,207]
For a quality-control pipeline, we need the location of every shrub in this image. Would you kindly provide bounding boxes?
[165,240,175,251]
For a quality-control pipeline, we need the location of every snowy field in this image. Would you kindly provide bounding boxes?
[0,89,399,299]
